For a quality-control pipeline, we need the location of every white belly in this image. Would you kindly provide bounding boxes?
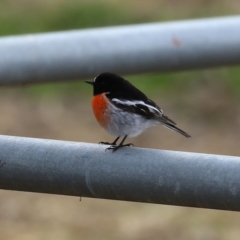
[104,103,158,137]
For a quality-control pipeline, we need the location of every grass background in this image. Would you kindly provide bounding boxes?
[0,0,240,240]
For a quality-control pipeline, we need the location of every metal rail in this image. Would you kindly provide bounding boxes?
[0,16,240,84]
[0,135,239,211]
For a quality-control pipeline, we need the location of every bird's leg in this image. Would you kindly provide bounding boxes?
[106,135,134,152]
[99,136,120,145]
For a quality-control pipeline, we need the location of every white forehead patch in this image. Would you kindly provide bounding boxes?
[94,74,101,82]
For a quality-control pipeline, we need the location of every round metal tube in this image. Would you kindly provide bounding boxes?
[0,135,239,211]
[0,16,240,84]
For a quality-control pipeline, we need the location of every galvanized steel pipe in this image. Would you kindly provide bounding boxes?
[0,135,239,211]
[0,16,240,84]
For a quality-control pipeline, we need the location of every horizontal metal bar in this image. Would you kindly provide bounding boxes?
[0,135,239,211]
[0,16,240,84]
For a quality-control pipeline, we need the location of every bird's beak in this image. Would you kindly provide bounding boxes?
[85,80,94,85]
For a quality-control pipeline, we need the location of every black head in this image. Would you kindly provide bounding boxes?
[85,72,148,101]
[85,72,130,96]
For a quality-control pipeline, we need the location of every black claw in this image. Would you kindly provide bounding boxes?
[99,141,112,145]
[99,141,119,146]
[99,136,120,146]
[127,143,134,147]
[106,143,134,152]
[101,135,133,152]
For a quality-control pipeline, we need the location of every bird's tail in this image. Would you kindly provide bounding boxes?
[162,122,191,138]
[158,114,191,138]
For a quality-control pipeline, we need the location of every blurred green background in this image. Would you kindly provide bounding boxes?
[0,0,240,240]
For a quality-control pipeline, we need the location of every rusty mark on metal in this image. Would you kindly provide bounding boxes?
[172,37,181,46]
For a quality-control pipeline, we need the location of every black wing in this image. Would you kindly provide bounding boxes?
[106,94,190,138]
[106,93,175,124]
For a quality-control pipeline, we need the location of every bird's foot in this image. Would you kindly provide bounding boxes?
[99,141,116,145]
[106,143,134,152]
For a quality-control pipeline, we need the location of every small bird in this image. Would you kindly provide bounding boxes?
[85,72,190,151]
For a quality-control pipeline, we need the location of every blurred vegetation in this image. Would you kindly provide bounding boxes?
[0,0,240,96]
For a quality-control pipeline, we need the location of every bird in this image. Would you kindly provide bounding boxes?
[85,72,190,152]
